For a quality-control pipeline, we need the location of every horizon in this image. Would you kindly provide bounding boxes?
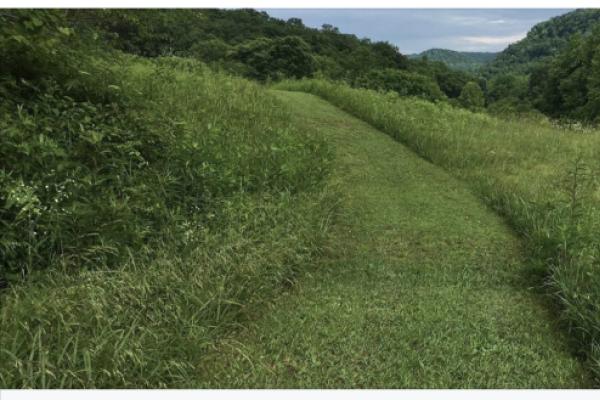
[262,9,572,54]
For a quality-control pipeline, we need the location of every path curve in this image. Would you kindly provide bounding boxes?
[200,91,589,388]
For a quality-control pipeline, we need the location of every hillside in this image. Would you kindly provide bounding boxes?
[66,9,475,102]
[0,11,332,387]
[486,8,600,74]
[4,8,600,389]
[67,9,408,81]
[409,48,497,71]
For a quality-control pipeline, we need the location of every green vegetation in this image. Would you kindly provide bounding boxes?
[63,8,600,124]
[458,81,485,111]
[67,9,475,103]
[200,91,588,388]
[528,25,600,123]
[3,7,600,389]
[480,9,600,123]
[405,10,600,124]
[355,68,446,102]
[409,49,497,72]
[486,9,600,75]
[276,79,600,382]
[67,9,407,82]
[0,11,332,387]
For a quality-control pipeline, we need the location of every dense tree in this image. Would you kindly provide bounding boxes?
[268,36,317,79]
[486,73,529,106]
[485,9,600,75]
[65,9,431,86]
[356,68,446,101]
[189,37,231,64]
[408,58,473,99]
[458,82,485,110]
[528,26,600,122]
[233,36,315,81]
[409,49,497,72]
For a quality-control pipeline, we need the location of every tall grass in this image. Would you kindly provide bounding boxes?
[276,79,600,381]
[0,53,333,387]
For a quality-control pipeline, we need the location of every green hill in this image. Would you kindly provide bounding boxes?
[409,48,497,71]
[486,8,600,74]
[67,9,475,101]
[4,9,600,388]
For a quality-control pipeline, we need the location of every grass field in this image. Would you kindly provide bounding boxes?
[197,91,589,388]
[0,59,333,388]
[276,79,600,382]
[4,10,600,389]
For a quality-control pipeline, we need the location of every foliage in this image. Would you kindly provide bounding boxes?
[409,48,497,72]
[458,81,485,110]
[487,73,529,103]
[529,26,600,123]
[66,8,480,105]
[0,11,333,387]
[408,57,476,99]
[277,78,600,381]
[486,9,600,75]
[479,9,600,123]
[355,68,446,101]
[233,36,316,81]
[1,10,164,278]
[67,9,407,83]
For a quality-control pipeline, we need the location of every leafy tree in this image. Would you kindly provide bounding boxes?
[486,9,600,75]
[529,25,600,122]
[286,17,304,27]
[486,73,529,109]
[189,37,232,63]
[458,82,485,110]
[409,49,497,72]
[233,36,315,81]
[357,68,446,101]
[586,46,600,122]
[269,36,316,79]
[233,37,274,81]
[408,58,472,99]
[66,9,437,89]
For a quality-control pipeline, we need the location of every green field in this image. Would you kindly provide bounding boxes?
[4,9,600,389]
[197,91,589,388]
[276,79,600,382]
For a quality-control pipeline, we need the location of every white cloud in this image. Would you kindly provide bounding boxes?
[460,32,527,46]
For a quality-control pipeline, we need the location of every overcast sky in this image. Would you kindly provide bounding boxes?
[262,9,572,54]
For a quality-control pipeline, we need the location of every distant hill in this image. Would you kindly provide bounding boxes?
[409,49,497,72]
[485,9,600,75]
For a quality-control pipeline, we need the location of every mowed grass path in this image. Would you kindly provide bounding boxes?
[200,91,589,388]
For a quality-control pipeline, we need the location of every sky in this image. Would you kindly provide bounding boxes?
[262,9,572,54]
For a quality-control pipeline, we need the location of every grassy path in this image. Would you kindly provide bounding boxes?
[200,91,589,388]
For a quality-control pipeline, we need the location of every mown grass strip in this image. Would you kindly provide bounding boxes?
[275,79,600,382]
[198,91,589,388]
